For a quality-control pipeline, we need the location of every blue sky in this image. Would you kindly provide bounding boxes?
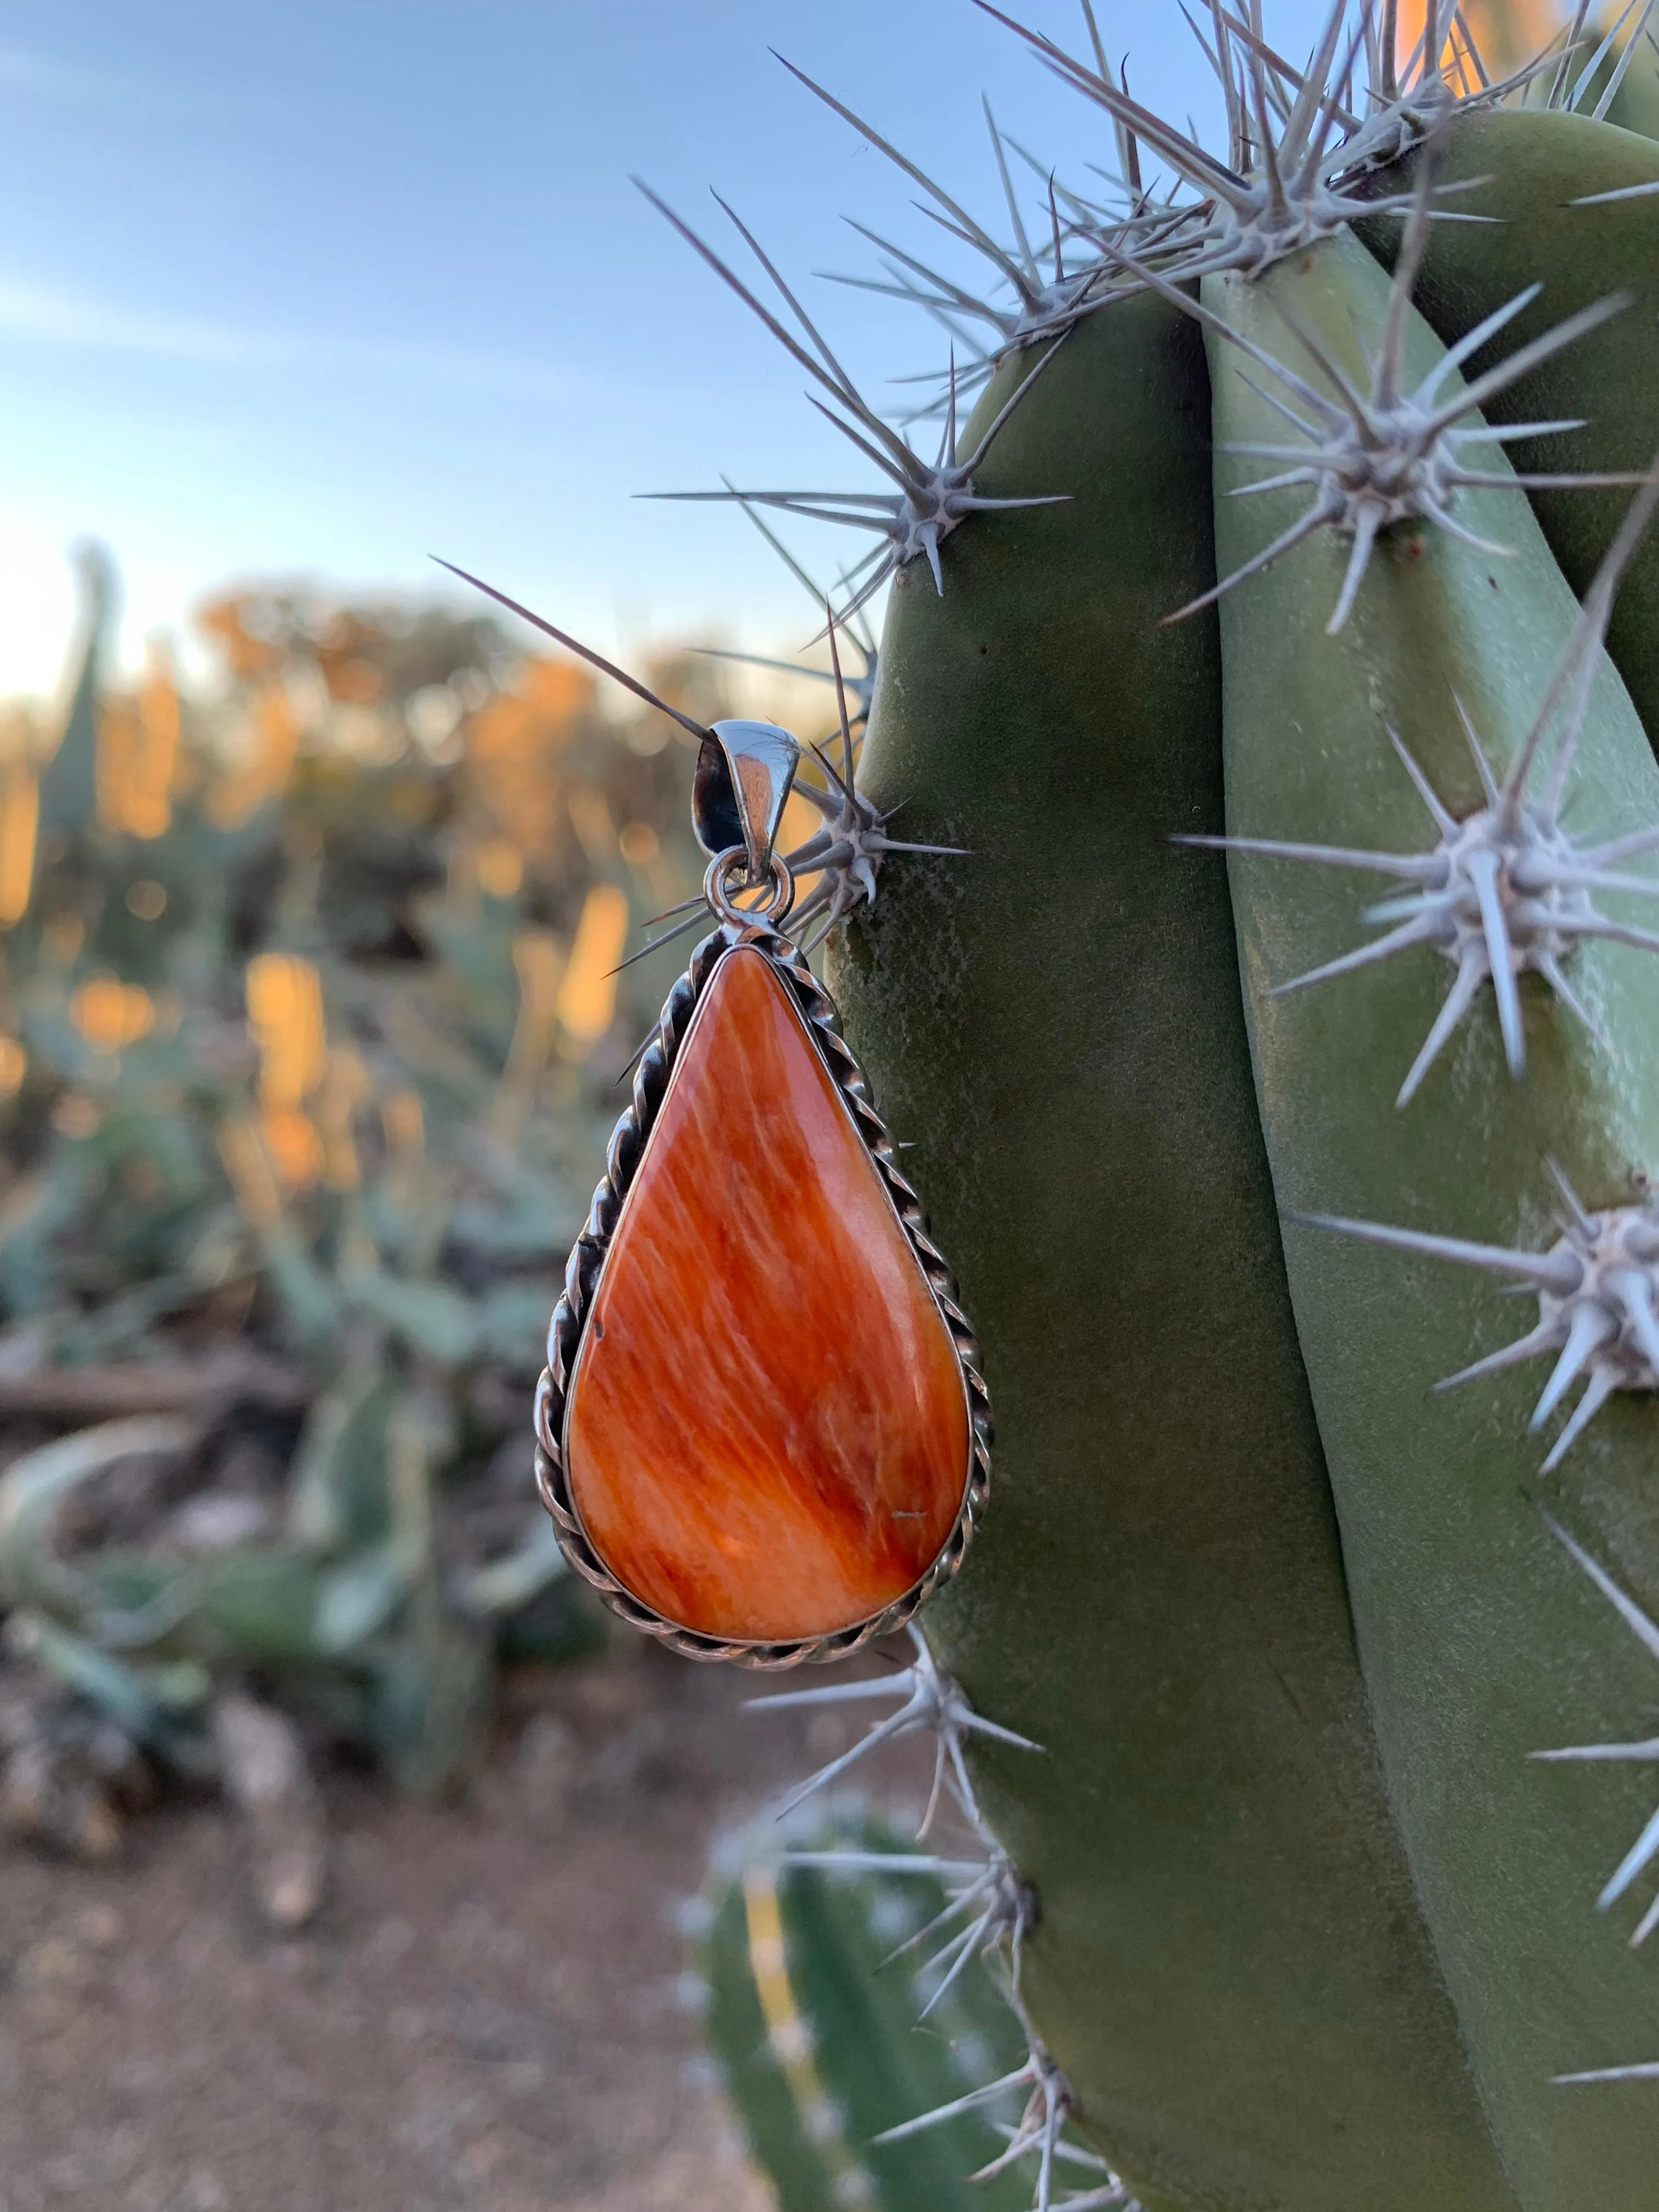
[0,0,1333,698]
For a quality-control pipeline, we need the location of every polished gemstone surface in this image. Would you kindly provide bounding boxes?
[565,945,969,1641]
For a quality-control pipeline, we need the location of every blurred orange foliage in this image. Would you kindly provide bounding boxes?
[70,977,155,1052]
[1395,0,1560,77]
[246,952,329,1188]
[195,592,283,681]
[207,679,302,830]
[556,884,629,1054]
[465,656,592,856]
[315,1046,370,1191]
[0,764,40,928]
[97,644,181,840]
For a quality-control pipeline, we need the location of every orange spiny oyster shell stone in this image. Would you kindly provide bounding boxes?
[564,945,970,1643]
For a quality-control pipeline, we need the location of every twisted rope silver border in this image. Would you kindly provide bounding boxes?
[532,918,992,1670]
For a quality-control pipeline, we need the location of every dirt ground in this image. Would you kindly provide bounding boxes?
[0,1638,926,2212]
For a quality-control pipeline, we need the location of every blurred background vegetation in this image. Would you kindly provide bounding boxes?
[0,545,831,1919]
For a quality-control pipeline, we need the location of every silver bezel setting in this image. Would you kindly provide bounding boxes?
[532,917,992,1670]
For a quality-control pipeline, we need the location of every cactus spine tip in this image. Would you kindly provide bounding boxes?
[1182,460,1659,1104]
[635,182,1070,622]
[1533,1511,1659,1942]
[1299,1155,1659,1471]
[749,1625,1042,1836]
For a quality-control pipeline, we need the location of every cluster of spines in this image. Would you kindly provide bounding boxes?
[635,179,1071,622]
[1179,463,1659,1109]
[1105,155,1641,632]
[748,1629,1141,2212]
[1299,1158,1659,1472]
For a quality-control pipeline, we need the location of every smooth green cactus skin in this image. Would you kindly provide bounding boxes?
[699,1823,1030,2212]
[1207,227,1659,2211]
[832,296,1514,2212]
[1364,110,1659,747]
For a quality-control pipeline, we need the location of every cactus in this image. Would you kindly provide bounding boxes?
[695,1802,1065,2212]
[625,7,1659,2209]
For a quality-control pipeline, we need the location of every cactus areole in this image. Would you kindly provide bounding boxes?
[516,9,1659,2210]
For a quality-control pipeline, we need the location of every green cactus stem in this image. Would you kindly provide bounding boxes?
[1200,218,1659,2205]
[830,289,1515,2212]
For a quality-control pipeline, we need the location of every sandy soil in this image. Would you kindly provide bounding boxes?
[0,1638,918,2212]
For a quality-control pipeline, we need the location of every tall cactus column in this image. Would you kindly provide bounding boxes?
[1201,221,1659,2210]
[610,11,1659,2207]
[830,294,1516,2212]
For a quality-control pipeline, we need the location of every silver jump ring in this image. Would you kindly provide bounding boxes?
[704,845,795,929]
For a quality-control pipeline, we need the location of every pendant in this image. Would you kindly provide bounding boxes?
[533,718,990,1668]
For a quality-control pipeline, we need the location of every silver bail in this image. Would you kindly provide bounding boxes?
[692,720,800,881]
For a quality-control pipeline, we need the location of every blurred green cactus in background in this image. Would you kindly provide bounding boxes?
[695,1802,1048,2212]
[0,545,737,1886]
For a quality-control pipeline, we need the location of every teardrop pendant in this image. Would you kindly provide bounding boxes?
[534,747,990,1667]
[435,568,990,1668]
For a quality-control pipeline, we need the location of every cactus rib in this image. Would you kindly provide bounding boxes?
[1205,209,1659,2202]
